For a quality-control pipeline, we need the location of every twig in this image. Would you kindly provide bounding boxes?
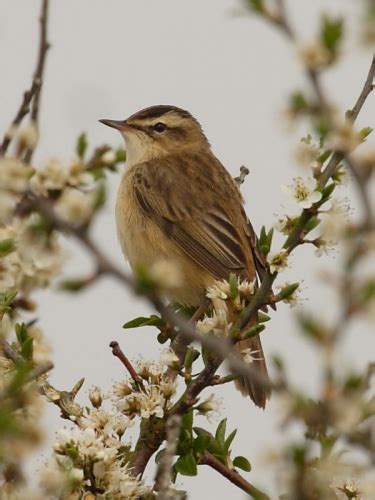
[23,0,50,163]
[198,450,270,500]
[345,156,373,228]
[28,361,54,381]
[109,341,145,390]
[1,339,22,363]
[154,415,182,499]
[234,165,250,186]
[1,0,50,158]
[346,55,375,124]
[0,80,41,155]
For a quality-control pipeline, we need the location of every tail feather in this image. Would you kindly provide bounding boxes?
[234,335,271,409]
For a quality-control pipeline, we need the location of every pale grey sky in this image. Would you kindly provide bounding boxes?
[1,1,374,498]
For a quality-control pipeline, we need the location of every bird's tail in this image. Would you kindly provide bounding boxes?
[234,333,271,409]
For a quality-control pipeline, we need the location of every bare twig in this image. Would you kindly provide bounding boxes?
[234,165,250,186]
[345,156,374,228]
[23,0,50,163]
[0,80,41,155]
[154,415,182,499]
[346,55,375,123]
[1,0,50,158]
[109,341,145,390]
[198,450,270,499]
[1,339,22,363]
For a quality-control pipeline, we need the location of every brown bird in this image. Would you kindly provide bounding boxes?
[100,105,270,408]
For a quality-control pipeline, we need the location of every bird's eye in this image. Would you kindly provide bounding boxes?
[153,122,167,133]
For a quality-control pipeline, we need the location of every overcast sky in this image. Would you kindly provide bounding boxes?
[1,1,374,498]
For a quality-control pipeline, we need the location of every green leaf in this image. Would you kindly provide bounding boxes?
[320,15,343,53]
[155,448,165,464]
[266,228,274,248]
[93,181,106,210]
[242,323,265,339]
[359,126,373,141]
[76,133,88,159]
[157,332,169,344]
[215,419,227,448]
[320,183,335,200]
[233,456,251,472]
[184,346,196,370]
[193,427,214,440]
[317,149,332,164]
[228,273,238,300]
[2,291,18,307]
[290,91,309,112]
[259,226,267,246]
[181,409,193,435]
[175,453,197,476]
[66,446,79,461]
[15,323,28,344]
[115,148,126,163]
[258,312,270,323]
[58,278,88,292]
[304,216,321,234]
[21,336,33,360]
[193,434,211,453]
[278,283,299,300]
[122,315,165,329]
[244,0,264,13]
[223,429,237,454]
[0,238,16,256]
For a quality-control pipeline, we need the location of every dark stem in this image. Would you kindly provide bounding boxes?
[1,0,50,158]
[23,0,50,163]
[109,341,145,390]
[198,450,270,499]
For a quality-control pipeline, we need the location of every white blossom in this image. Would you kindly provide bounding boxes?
[117,385,166,419]
[241,348,264,363]
[266,249,289,274]
[55,187,95,225]
[196,309,232,336]
[30,158,69,195]
[238,278,256,298]
[0,191,17,224]
[196,394,220,421]
[299,42,331,69]
[206,279,231,300]
[0,158,33,193]
[282,176,322,209]
[101,149,116,164]
[329,123,362,153]
[159,347,179,369]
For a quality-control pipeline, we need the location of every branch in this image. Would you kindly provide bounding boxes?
[198,450,270,500]
[0,0,50,158]
[154,415,182,499]
[0,80,41,155]
[23,0,50,163]
[345,156,374,228]
[346,55,375,123]
[109,341,145,391]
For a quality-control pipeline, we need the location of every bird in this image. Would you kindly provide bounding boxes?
[100,105,270,408]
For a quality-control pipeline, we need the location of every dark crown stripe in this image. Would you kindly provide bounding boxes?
[128,105,193,122]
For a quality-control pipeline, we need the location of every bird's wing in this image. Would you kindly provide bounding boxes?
[132,155,254,280]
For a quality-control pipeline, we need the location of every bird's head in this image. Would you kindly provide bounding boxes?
[100,105,210,166]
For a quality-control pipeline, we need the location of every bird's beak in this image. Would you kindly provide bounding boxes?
[99,118,129,131]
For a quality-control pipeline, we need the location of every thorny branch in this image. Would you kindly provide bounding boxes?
[0,0,50,158]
